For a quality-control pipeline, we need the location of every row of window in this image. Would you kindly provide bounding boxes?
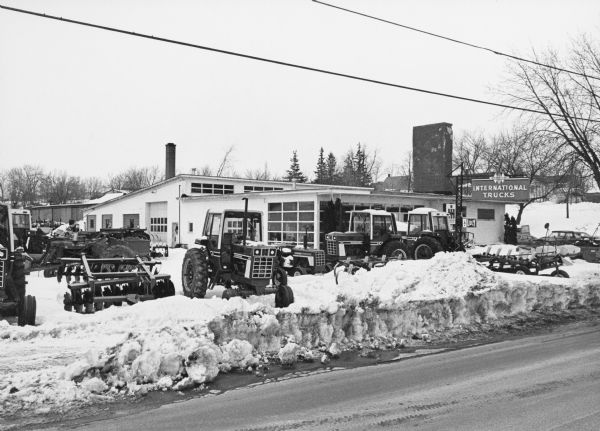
[190,183,288,195]
[244,186,284,192]
[191,183,235,195]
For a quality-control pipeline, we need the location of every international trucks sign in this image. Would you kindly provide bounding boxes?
[471,175,530,202]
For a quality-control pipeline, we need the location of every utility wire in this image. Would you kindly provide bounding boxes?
[0,4,597,123]
[313,0,600,81]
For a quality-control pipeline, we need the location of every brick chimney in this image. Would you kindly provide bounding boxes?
[165,143,176,179]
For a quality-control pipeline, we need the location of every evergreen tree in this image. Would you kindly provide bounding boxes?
[354,143,373,186]
[341,149,356,186]
[313,147,327,184]
[285,150,307,183]
[326,152,338,184]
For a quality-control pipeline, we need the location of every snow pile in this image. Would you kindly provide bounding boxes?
[1,250,599,417]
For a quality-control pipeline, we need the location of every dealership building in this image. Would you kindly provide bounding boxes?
[83,127,516,249]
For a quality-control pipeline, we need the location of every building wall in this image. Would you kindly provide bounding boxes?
[84,176,506,248]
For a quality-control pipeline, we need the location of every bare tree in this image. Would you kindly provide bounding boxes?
[84,177,105,200]
[245,162,278,181]
[502,36,600,190]
[108,166,161,192]
[453,131,489,174]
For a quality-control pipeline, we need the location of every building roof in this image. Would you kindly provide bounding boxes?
[86,174,373,210]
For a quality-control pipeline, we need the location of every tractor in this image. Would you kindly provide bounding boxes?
[405,207,463,259]
[0,203,36,326]
[325,209,408,263]
[181,200,294,307]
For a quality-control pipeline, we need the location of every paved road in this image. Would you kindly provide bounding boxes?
[77,323,600,431]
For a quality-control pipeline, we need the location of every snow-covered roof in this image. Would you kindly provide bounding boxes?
[352,209,393,216]
[409,207,444,215]
[86,192,126,205]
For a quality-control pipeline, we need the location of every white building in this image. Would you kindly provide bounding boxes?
[84,174,508,247]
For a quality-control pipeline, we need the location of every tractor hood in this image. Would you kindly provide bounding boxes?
[325,231,367,242]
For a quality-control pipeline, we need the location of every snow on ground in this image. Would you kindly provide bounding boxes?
[507,202,600,237]
[1,247,599,420]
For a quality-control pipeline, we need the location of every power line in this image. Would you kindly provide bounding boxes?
[0,3,597,123]
[313,0,600,82]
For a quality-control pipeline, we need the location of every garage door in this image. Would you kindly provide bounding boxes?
[148,202,168,244]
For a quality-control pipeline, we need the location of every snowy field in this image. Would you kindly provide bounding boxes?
[506,201,600,238]
[1,202,599,422]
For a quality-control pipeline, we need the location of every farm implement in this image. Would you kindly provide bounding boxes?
[61,255,174,313]
[472,247,569,278]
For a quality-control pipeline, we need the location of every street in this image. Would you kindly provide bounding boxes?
[70,321,600,431]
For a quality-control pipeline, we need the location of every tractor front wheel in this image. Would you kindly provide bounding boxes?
[271,267,288,288]
[18,295,36,326]
[413,237,443,260]
[550,269,569,278]
[381,240,408,260]
[182,248,209,298]
[275,284,294,308]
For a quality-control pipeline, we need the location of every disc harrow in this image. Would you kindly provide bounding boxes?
[60,255,174,313]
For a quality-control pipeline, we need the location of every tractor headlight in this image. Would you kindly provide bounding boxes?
[269,249,276,256]
[254,249,260,255]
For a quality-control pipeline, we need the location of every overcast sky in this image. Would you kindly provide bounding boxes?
[1,0,599,181]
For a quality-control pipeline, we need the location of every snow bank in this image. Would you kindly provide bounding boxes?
[507,202,600,237]
[1,252,599,418]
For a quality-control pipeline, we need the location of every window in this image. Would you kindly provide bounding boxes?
[150,217,168,232]
[477,208,495,220]
[101,214,113,229]
[188,222,193,233]
[89,218,95,229]
[244,186,284,192]
[191,182,234,194]
[408,214,428,235]
[268,201,315,247]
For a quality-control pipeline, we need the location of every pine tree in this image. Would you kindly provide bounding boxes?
[285,150,307,183]
[313,147,327,184]
[354,143,373,186]
[341,149,356,186]
[326,152,338,184]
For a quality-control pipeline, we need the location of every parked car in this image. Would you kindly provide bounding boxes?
[538,230,595,246]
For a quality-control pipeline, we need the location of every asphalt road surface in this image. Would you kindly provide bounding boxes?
[75,323,600,431]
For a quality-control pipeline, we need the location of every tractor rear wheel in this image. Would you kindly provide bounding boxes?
[413,237,443,260]
[18,295,36,326]
[182,248,208,298]
[381,240,408,260]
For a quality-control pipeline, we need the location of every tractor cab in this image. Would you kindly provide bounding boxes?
[325,209,406,261]
[406,208,461,259]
